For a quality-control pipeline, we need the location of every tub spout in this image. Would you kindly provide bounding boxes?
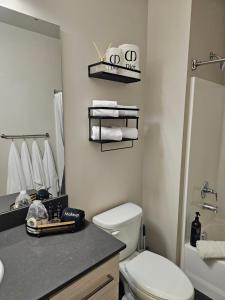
[200,202,218,213]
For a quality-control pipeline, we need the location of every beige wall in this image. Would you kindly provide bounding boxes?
[185,78,225,240]
[188,0,225,84]
[180,0,225,263]
[143,0,192,262]
[0,21,61,195]
[0,0,148,219]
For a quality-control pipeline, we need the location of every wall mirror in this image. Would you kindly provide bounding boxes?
[0,6,64,215]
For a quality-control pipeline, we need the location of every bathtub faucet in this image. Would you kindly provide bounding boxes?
[200,202,218,213]
[201,181,217,201]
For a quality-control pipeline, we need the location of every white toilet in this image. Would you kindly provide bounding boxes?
[93,203,194,300]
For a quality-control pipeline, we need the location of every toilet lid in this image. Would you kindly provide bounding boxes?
[125,251,193,300]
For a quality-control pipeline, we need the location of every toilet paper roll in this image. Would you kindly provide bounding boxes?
[119,44,140,79]
[105,47,122,74]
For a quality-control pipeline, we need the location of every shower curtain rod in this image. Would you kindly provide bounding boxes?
[192,52,225,70]
[54,89,62,94]
[1,133,49,139]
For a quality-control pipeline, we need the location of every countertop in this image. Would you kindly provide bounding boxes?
[0,222,125,300]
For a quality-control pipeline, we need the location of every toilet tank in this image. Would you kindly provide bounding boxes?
[93,203,142,261]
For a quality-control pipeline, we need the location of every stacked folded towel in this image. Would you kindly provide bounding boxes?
[92,100,138,117]
[91,126,138,141]
[118,105,138,117]
[196,240,225,259]
[92,100,118,117]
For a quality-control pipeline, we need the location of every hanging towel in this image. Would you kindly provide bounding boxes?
[118,105,138,117]
[91,126,122,141]
[196,240,225,259]
[21,141,34,190]
[92,100,119,117]
[43,140,59,197]
[121,127,138,139]
[32,141,46,191]
[7,142,26,194]
[54,91,64,192]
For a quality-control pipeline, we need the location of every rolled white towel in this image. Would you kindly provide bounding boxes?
[196,240,225,259]
[91,126,122,141]
[92,100,118,117]
[118,105,138,117]
[121,127,138,139]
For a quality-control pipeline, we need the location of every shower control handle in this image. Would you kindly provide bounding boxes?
[201,181,217,201]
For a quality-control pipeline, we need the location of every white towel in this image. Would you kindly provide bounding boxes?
[91,126,122,141]
[32,141,46,191]
[118,105,138,117]
[196,240,225,259]
[21,141,34,190]
[54,91,64,192]
[7,142,26,194]
[92,100,119,117]
[43,140,59,197]
[121,127,138,139]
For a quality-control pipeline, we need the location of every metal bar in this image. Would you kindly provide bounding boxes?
[99,119,102,141]
[54,89,62,94]
[1,133,49,139]
[192,57,225,70]
[101,140,134,152]
[88,106,139,111]
[88,109,91,141]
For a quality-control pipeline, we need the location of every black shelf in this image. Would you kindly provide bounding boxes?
[88,62,141,84]
[88,106,139,152]
[89,115,139,120]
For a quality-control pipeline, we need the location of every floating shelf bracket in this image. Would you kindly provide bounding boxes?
[88,61,141,84]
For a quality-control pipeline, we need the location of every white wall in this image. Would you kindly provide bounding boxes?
[0,0,148,219]
[0,21,61,195]
[143,0,192,262]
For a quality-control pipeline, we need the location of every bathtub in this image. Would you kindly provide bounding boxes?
[183,219,225,300]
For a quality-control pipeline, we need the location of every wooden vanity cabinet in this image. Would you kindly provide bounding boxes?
[49,255,119,300]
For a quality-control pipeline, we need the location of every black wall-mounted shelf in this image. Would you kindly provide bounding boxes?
[88,107,139,152]
[88,62,141,84]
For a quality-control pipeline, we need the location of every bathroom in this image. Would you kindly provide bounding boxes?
[0,0,224,299]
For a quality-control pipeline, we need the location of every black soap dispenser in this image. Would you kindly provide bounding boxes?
[190,212,201,247]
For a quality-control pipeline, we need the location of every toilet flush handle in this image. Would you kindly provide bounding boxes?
[111,230,120,236]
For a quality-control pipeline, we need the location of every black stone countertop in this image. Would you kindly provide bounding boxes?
[0,222,125,300]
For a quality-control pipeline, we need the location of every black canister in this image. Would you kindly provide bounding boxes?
[190,212,201,247]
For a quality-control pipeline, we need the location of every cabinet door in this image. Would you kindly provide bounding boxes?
[50,255,119,300]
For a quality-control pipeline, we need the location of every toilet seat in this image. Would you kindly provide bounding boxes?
[124,251,194,300]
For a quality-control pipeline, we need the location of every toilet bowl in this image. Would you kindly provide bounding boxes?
[93,203,194,300]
